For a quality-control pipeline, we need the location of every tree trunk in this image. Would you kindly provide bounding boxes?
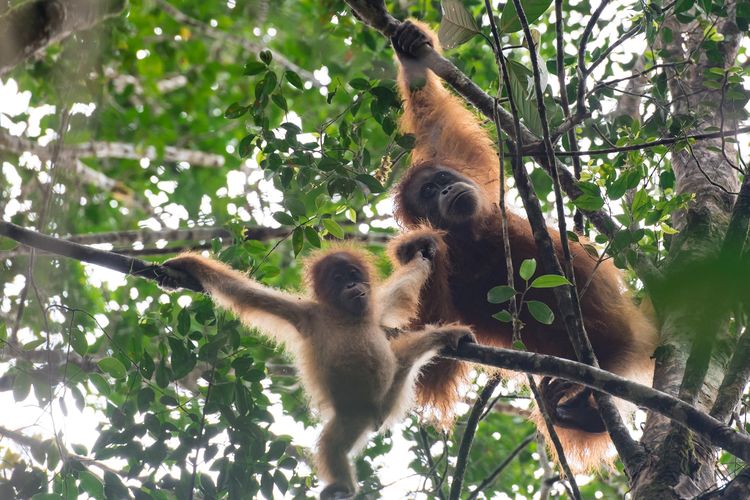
[632,3,742,497]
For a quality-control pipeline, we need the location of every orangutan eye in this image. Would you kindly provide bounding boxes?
[435,171,451,185]
[333,273,343,282]
[420,183,437,199]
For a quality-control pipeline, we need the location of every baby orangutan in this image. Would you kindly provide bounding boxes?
[159,240,474,499]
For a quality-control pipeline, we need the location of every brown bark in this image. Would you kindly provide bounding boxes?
[632,2,743,497]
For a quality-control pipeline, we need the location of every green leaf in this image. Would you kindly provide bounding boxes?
[224,102,249,119]
[0,238,17,251]
[260,49,273,65]
[304,227,321,248]
[285,196,306,217]
[243,61,267,75]
[177,308,191,336]
[492,310,513,322]
[499,0,554,33]
[348,78,370,90]
[487,285,516,304]
[396,134,416,150]
[70,327,88,356]
[530,274,571,288]
[322,219,344,239]
[507,60,543,135]
[271,93,288,111]
[23,338,45,350]
[272,212,295,225]
[318,156,339,172]
[284,70,304,89]
[292,227,304,256]
[527,300,554,324]
[573,182,605,211]
[98,357,127,379]
[79,470,104,498]
[355,174,384,193]
[438,0,481,49]
[238,134,255,158]
[88,373,110,396]
[257,72,278,100]
[519,258,537,280]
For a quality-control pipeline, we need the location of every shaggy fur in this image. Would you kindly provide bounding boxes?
[160,249,474,496]
[391,20,658,472]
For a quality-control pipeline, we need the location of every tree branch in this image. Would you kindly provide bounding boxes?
[0,130,227,169]
[343,0,622,242]
[153,0,318,86]
[448,377,500,500]
[442,342,750,465]
[533,125,750,157]
[697,467,750,499]
[0,225,390,259]
[4,221,750,466]
[0,424,120,475]
[465,432,535,500]
[0,0,126,76]
[0,221,203,292]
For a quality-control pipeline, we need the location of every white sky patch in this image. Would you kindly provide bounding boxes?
[199,194,213,217]
[3,273,26,296]
[144,188,168,207]
[82,262,128,290]
[157,180,177,194]
[2,162,22,197]
[313,66,332,86]
[226,170,247,197]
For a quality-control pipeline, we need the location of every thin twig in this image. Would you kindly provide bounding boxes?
[448,377,500,500]
[528,377,581,499]
[465,432,536,500]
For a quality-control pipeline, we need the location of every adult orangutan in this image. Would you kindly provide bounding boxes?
[388,19,657,471]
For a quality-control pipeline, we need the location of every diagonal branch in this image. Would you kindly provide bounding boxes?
[0,220,203,292]
[448,377,500,500]
[0,424,120,475]
[442,342,750,466]
[343,0,622,242]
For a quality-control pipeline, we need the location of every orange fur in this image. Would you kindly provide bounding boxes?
[161,250,475,494]
[396,20,500,205]
[392,20,658,472]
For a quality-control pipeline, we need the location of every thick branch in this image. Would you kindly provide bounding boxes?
[0,225,390,259]
[697,467,750,499]
[0,0,125,76]
[3,221,749,465]
[0,221,203,292]
[442,342,750,465]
